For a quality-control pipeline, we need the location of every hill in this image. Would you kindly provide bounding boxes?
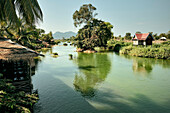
[53,31,77,39]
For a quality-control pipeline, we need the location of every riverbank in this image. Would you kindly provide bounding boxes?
[120,41,170,59]
[75,40,170,59]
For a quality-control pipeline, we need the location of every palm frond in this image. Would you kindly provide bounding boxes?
[0,0,43,27]
[16,0,43,25]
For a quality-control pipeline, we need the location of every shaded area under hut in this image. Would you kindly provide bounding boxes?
[0,37,41,93]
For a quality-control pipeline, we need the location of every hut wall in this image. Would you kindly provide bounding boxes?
[0,60,33,93]
[133,40,138,45]
[138,40,144,45]
[146,35,153,45]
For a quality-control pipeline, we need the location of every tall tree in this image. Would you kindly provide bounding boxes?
[73,4,113,50]
[153,33,159,40]
[73,4,97,27]
[159,33,166,38]
[125,32,131,40]
[76,19,113,50]
[136,31,141,34]
[0,0,43,27]
[149,32,153,35]
[167,31,170,39]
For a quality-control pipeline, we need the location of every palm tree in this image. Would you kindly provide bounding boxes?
[0,0,43,27]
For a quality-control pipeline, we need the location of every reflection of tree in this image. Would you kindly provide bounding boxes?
[73,53,111,98]
[119,54,170,78]
[0,58,40,93]
[119,54,170,69]
[40,48,53,55]
[133,58,153,75]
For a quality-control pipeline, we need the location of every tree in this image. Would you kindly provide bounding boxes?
[73,4,97,27]
[125,32,131,40]
[41,31,54,43]
[167,31,170,39]
[159,33,166,38]
[0,0,43,27]
[153,33,159,40]
[73,4,114,50]
[76,19,113,50]
[149,32,153,35]
[136,31,141,34]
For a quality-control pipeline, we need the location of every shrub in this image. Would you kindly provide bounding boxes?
[0,79,39,113]
[120,45,170,59]
[53,52,58,55]
[63,43,68,46]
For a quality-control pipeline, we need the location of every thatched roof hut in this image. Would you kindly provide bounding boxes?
[0,37,41,61]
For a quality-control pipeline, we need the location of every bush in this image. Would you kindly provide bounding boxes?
[63,43,68,46]
[120,45,170,59]
[55,40,61,45]
[107,39,132,51]
[52,52,58,58]
[0,79,39,113]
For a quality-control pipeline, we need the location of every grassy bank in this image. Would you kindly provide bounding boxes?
[107,39,132,52]
[120,41,170,59]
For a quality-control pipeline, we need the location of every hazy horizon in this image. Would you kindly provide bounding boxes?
[37,0,170,36]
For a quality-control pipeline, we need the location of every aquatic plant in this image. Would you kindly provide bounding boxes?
[53,53,58,55]
[52,52,59,58]
[69,54,73,59]
[63,43,68,46]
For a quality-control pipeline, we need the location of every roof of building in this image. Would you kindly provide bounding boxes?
[133,33,153,40]
[160,37,166,40]
[0,37,40,61]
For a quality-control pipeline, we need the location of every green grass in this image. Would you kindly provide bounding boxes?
[120,44,170,59]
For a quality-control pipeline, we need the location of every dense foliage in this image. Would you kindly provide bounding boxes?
[73,4,97,27]
[107,39,132,51]
[76,19,113,50]
[0,78,39,113]
[0,20,55,50]
[73,4,113,50]
[125,32,132,40]
[120,41,170,59]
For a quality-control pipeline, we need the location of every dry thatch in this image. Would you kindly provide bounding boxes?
[0,37,40,61]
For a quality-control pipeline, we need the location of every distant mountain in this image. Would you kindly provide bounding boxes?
[53,31,77,39]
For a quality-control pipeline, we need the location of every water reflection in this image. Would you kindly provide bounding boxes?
[119,54,170,77]
[0,58,40,93]
[132,58,153,77]
[40,48,53,55]
[73,53,111,98]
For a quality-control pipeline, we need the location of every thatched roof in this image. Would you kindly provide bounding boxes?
[0,37,40,61]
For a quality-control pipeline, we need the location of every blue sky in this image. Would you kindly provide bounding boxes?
[37,0,170,36]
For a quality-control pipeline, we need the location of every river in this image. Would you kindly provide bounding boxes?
[1,44,170,113]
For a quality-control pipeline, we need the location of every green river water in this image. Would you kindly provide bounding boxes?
[1,44,170,113]
[32,44,170,113]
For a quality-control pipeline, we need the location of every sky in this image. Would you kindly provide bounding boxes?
[37,0,170,36]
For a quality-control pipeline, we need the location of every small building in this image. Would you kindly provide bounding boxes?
[132,33,154,46]
[0,37,41,93]
[160,37,166,41]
